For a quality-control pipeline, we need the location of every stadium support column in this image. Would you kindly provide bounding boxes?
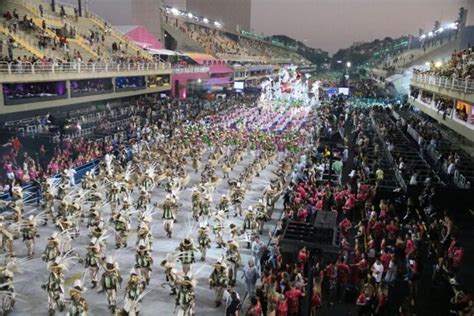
[0,83,4,109]
[51,0,56,12]
[66,80,71,99]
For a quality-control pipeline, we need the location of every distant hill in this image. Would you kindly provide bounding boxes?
[267,35,330,67]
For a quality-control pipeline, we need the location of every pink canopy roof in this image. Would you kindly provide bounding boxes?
[116,25,162,50]
[209,64,234,74]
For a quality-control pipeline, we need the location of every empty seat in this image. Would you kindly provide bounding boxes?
[26,125,37,134]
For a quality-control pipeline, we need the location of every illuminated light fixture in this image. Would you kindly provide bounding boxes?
[170,7,180,16]
[420,34,426,40]
[214,21,222,28]
[187,13,193,18]
[197,78,202,83]
[425,62,430,67]
[203,18,209,24]
[449,22,458,29]
[435,61,442,68]
[336,60,342,64]
[428,32,434,37]
[346,61,351,68]
[437,27,444,33]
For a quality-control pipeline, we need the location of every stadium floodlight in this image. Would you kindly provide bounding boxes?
[435,62,442,68]
[425,62,430,67]
[214,21,222,28]
[449,22,458,30]
[203,18,209,24]
[428,32,434,37]
[437,27,444,33]
[197,78,202,83]
[420,34,426,40]
[170,7,180,16]
[187,13,193,19]
[336,60,342,64]
[346,61,351,68]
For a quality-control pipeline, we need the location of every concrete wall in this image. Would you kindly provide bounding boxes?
[0,68,172,84]
[0,84,170,116]
[465,0,474,27]
[409,97,474,141]
[460,25,474,48]
[411,79,474,104]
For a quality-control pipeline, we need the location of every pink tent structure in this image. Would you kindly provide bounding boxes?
[116,25,162,50]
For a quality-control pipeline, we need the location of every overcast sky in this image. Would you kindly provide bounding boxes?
[251,0,469,53]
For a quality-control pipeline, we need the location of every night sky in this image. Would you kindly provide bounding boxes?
[251,0,467,53]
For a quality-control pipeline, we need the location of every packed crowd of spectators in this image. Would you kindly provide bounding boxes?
[0,94,256,191]
[414,48,474,80]
[237,99,472,316]
[165,17,308,64]
[1,5,151,67]
[178,24,247,56]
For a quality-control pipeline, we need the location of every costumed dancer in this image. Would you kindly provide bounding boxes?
[42,257,65,315]
[218,194,230,218]
[160,254,178,295]
[192,157,201,174]
[67,280,88,316]
[175,276,196,316]
[135,241,153,286]
[123,269,145,316]
[84,238,102,289]
[191,188,201,222]
[42,187,55,225]
[99,256,122,311]
[111,212,129,249]
[162,194,176,238]
[0,262,16,314]
[255,199,270,234]
[225,240,241,286]
[212,211,226,248]
[108,182,120,215]
[199,194,212,222]
[136,216,153,252]
[0,217,14,254]
[229,223,241,242]
[136,188,150,214]
[56,217,74,254]
[231,183,244,217]
[42,232,60,263]
[242,207,258,248]
[209,259,228,307]
[21,215,37,257]
[176,238,196,275]
[196,225,211,262]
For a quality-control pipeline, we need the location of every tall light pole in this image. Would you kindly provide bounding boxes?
[51,0,56,12]
[78,0,82,17]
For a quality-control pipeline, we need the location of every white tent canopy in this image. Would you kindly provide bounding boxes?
[146,48,183,56]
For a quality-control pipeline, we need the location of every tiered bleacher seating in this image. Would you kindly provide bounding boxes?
[371,108,441,188]
[357,110,399,190]
[0,0,153,62]
[162,10,310,65]
[396,108,473,189]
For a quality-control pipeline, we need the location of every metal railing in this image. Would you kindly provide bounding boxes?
[412,73,474,94]
[0,61,175,75]
[171,66,209,74]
